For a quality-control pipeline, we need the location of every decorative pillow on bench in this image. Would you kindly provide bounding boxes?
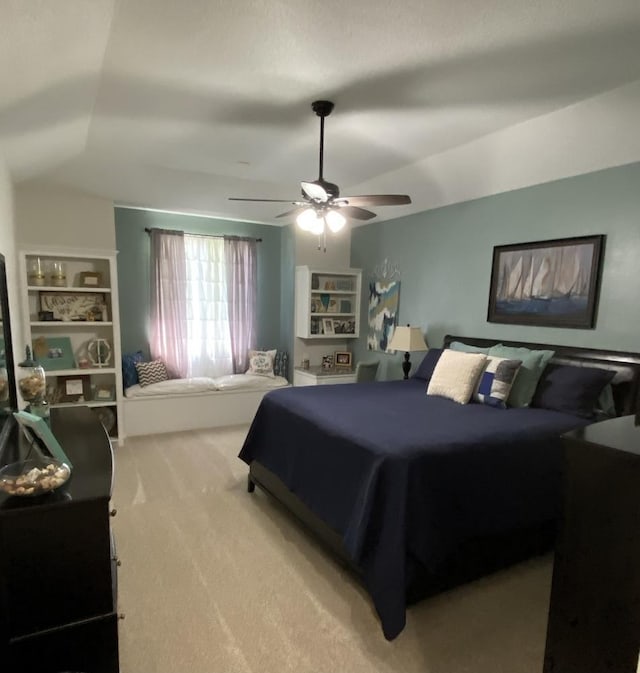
[246,349,277,378]
[122,350,146,389]
[135,359,169,387]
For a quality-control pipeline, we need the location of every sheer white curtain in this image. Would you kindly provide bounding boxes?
[184,234,233,377]
[150,230,189,378]
[225,237,257,373]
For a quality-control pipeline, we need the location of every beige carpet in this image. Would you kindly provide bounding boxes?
[112,426,553,673]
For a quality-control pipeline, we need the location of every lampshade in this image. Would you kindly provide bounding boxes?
[325,209,346,232]
[388,326,428,352]
[296,208,318,231]
[296,208,346,236]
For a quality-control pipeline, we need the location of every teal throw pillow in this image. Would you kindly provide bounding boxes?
[449,341,498,355]
[488,345,555,407]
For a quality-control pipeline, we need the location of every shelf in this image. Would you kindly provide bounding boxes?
[27,286,112,293]
[31,321,113,327]
[21,248,123,447]
[311,290,356,295]
[311,313,355,317]
[43,367,116,376]
[296,266,362,340]
[50,401,117,409]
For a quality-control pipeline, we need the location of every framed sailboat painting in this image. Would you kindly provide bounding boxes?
[487,235,605,328]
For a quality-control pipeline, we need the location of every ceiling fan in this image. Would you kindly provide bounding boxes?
[229,100,411,248]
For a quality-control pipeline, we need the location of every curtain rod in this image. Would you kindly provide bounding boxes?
[144,227,262,242]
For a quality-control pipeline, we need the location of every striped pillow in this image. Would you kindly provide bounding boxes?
[474,356,522,408]
[135,360,168,387]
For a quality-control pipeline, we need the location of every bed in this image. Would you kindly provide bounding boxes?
[238,336,640,640]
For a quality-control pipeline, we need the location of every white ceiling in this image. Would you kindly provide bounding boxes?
[2,0,640,225]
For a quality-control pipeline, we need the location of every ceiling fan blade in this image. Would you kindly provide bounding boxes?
[276,206,309,219]
[228,197,298,203]
[301,181,329,202]
[339,194,412,207]
[339,206,377,221]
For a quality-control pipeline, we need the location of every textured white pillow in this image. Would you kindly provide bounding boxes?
[245,349,277,377]
[426,350,488,404]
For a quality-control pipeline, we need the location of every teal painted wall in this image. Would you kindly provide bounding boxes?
[115,208,284,356]
[351,162,640,381]
[279,224,296,368]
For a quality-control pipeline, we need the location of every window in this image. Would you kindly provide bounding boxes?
[150,229,256,378]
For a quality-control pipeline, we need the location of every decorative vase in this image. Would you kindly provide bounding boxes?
[17,346,46,405]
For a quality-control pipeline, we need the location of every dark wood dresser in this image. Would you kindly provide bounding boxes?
[0,406,120,673]
[544,414,640,673]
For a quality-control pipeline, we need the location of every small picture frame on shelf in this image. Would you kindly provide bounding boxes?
[93,384,115,402]
[32,336,75,371]
[334,351,352,369]
[79,271,103,287]
[57,375,91,403]
[322,354,334,369]
[322,318,335,335]
[339,299,352,313]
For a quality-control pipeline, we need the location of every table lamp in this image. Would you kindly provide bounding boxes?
[388,324,428,379]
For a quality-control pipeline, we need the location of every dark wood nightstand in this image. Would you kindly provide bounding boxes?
[544,414,640,673]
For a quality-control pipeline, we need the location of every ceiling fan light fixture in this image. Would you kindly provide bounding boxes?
[309,215,325,236]
[296,208,318,231]
[325,209,346,233]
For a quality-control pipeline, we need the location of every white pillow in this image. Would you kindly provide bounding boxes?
[245,349,277,378]
[426,350,487,404]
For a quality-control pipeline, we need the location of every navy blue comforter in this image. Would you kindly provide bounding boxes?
[239,379,589,639]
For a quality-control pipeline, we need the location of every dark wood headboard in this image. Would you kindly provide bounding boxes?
[443,335,640,417]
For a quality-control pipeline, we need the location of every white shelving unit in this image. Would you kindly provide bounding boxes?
[295,266,362,339]
[18,247,124,445]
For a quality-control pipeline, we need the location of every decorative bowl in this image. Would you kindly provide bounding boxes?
[0,458,71,497]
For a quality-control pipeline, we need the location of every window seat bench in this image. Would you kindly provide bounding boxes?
[122,374,289,437]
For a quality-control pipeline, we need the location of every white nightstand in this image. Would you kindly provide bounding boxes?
[293,366,356,386]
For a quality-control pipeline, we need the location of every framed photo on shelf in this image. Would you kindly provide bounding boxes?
[334,351,352,368]
[321,354,334,369]
[32,336,75,371]
[339,299,352,313]
[57,375,91,403]
[39,292,106,322]
[322,318,335,335]
[336,279,353,291]
[93,384,115,402]
[79,271,103,287]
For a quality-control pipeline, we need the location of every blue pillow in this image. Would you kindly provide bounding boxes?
[122,351,146,389]
[412,348,443,381]
[488,345,555,407]
[531,364,615,419]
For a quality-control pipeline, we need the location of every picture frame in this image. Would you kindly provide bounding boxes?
[322,318,335,335]
[93,384,115,402]
[13,410,73,468]
[79,271,103,288]
[321,354,334,369]
[487,235,605,329]
[56,375,91,403]
[39,292,106,322]
[32,336,75,371]
[334,351,352,368]
[339,299,352,313]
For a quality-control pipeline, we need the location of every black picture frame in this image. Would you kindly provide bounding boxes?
[487,234,605,329]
